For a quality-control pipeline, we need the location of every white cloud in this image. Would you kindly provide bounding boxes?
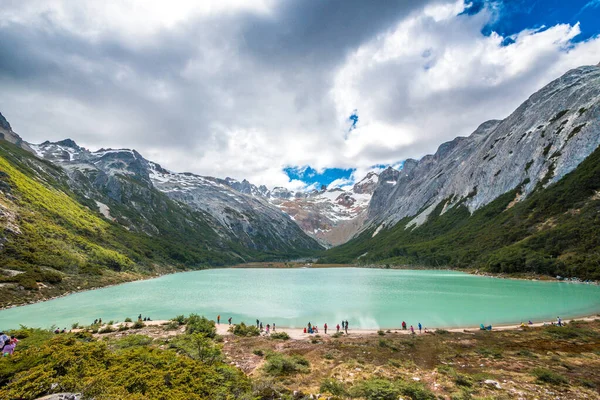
[1,0,599,190]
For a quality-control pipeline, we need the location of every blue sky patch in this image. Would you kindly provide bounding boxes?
[283,166,355,188]
[464,0,600,43]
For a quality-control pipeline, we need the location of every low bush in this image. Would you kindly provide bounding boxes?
[172,315,187,326]
[131,320,145,330]
[270,331,290,340]
[320,378,347,396]
[253,349,265,357]
[377,330,385,336]
[113,334,153,349]
[349,378,436,400]
[532,368,568,385]
[163,321,180,331]
[185,314,216,338]
[230,322,260,337]
[98,325,115,334]
[263,353,310,376]
[124,317,132,323]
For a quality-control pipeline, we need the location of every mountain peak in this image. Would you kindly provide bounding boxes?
[0,112,11,131]
[55,139,80,149]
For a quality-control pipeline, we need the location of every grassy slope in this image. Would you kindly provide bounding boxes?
[0,140,320,306]
[3,318,600,399]
[320,145,600,280]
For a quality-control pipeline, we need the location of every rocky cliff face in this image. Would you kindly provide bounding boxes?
[29,139,321,253]
[264,173,378,247]
[367,65,600,231]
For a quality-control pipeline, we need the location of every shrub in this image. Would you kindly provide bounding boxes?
[263,353,310,376]
[435,329,449,335]
[532,368,568,385]
[270,331,290,340]
[253,349,265,357]
[324,352,334,360]
[124,317,132,322]
[185,314,216,338]
[173,315,187,325]
[349,378,436,400]
[117,324,129,332]
[71,322,79,329]
[230,322,260,337]
[378,330,385,336]
[131,320,145,330]
[169,333,222,364]
[320,378,347,396]
[163,321,179,331]
[98,326,115,334]
[113,334,153,349]
[332,332,343,338]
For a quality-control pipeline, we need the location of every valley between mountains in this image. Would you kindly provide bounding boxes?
[1,64,600,308]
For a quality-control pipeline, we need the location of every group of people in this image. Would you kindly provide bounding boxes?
[138,314,152,322]
[216,315,233,325]
[302,320,350,334]
[401,321,425,334]
[255,320,275,334]
[0,332,18,356]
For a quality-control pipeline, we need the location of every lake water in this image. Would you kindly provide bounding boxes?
[1,268,599,330]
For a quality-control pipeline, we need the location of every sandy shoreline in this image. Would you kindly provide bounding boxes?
[95,314,600,340]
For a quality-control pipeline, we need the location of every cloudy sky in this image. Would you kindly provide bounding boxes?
[1,0,599,190]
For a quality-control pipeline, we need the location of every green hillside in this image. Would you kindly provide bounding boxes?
[319,145,600,280]
[0,140,318,307]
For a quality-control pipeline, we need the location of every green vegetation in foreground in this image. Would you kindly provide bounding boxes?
[3,316,600,399]
[319,144,600,280]
[0,140,321,307]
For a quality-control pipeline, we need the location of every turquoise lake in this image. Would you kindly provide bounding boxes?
[1,268,599,330]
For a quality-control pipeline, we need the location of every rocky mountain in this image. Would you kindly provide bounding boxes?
[28,140,321,254]
[320,65,600,280]
[366,65,600,232]
[263,173,378,247]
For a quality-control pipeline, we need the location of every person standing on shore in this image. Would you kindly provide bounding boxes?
[557,316,562,326]
[324,323,328,334]
[256,319,259,328]
[418,322,422,333]
[344,321,348,334]
[402,321,407,330]
[336,324,340,333]
[228,317,232,325]
[217,315,220,325]
[410,325,415,334]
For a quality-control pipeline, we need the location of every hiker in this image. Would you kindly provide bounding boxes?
[138,314,142,321]
[61,328,66,333]
[143,317,147,321]
[418,322,422,334]
[256,319,260,328]
[228,317,232,325]
[308,322,312,330]
[2,339,15,356]
[402,321,407,330]
[0,332,8,344]
[314,326,319,333]
[266,324,270,334]
[98,318,102,325]
[410,325,415,334]
[303,327,307,333]
[260,322,263,330]
[324,323,328,334]
[557,316,562,327]
[273,323,276,331]
[93,319,98,325]
[54,328,60,334]
[336,324,340,333]
[344,321,348,334]
[217,315,220,324]
[10,336,19,346]
[528,320,533,325]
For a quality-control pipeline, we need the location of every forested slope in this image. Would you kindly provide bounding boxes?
[319,144,600,280]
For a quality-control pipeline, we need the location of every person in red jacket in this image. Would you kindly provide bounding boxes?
[336,324,340,333]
